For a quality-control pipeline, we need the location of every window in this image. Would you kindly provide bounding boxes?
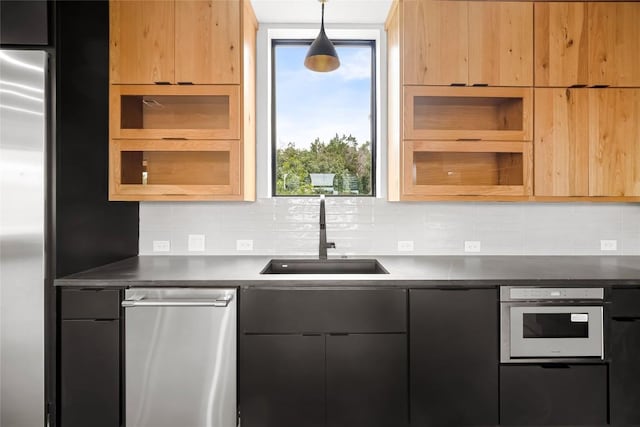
[271,39,376,196]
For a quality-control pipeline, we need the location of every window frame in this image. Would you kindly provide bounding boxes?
[270,38,377,197]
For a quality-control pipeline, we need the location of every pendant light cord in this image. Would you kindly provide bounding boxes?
[321,2,325,29]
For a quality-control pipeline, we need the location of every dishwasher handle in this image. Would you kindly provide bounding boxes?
[122,294,233,308]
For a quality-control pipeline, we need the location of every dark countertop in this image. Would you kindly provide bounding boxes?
[54,255,640,288]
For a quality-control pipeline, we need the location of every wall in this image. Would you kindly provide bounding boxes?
[139,23,640,257]
[139,199,640,256]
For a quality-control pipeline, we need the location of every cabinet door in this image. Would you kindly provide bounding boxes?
[589,89,640,197]
[240,335,324,427]
[402,0,468,86]
[326,334,407,427]
[534,88,589,196]
[175,0,240,84]
[60,320,120,427]
[110,0,174,84]
[610,319,640,424]
[589,2,640,87]
[410,289,498,426]
[500,365,607,425]
[403,140,532,197]
[534,3,588,87]
[468,2,533,86]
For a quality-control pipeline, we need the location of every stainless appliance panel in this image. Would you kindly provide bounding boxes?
[124,288,236,427]
[506,287,604,301]
[509,306,604,358]
[0,50,46,427]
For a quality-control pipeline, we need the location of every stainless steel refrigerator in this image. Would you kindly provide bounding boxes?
[0,49,47,427]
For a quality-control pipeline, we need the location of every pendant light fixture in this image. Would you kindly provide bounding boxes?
[304,0,340,72]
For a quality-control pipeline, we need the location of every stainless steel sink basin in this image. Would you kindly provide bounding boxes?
[260,259,388,275]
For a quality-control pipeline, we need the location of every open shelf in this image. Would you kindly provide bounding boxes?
[404,86,532,141]
[110,85,240,140]
[110,139,241,201]
[403,141,532,196]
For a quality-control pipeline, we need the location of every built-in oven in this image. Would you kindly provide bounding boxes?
[500,287,605,363]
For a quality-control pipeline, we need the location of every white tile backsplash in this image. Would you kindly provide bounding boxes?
[139,198,640,256]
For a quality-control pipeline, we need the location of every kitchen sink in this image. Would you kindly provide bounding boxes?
[260,259,389,275]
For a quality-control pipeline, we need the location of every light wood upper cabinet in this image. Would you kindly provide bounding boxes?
[110,0,243,85]
[589,89,640,197]
[110,1,175,84]
[468,2,533,87]
[175,1,241,84]
[588,3,640,87]
[534,3,588,87]
[534,88,589,196]
[535,88,640,198]
[402,0,468,86]
[109,0,257,201]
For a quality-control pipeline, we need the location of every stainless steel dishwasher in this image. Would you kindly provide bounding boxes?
[122,288,236,427]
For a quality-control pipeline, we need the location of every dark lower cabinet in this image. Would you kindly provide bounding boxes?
[240,335,325,427]
[610,319,640,425]
[60,320,120,427]
[500,364,607,426]
[240,289,408,427]
[410,289,499,426]
[326,334,407,427]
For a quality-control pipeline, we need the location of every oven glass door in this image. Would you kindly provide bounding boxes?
[509,306,603,359]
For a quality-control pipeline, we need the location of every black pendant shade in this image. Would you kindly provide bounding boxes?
[304,2,340,72]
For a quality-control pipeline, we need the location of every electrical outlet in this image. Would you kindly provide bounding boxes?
[152,240,171,252]
[188,234,205,252]
[464,240,481,253]
[600,239,618,251]
[236,239,253,251]
[397,240,414,252]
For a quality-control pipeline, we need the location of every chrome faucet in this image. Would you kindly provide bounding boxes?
[319,195,335,260]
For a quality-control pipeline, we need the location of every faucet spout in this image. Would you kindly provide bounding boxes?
[319,195,335,260]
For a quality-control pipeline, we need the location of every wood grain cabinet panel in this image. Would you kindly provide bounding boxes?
[534,88,589,196]
[110,0,175,84]
[175,0,241,84]
[402,0,468,86]
[468,2,533,87]
[589,89,640,197]
[534,3,588,87]
[403,140,533,197]
[588,2,640,87]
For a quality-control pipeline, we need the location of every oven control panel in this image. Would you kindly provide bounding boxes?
[502,287,604,301]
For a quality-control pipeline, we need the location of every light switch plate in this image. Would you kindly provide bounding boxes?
[188,234,205,252]
[236,239,253,251]
[397,241,414,252]
[600,239,618,251]
[464,240,481,253]
[152,240,171,252]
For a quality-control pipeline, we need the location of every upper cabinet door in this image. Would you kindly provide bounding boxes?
[110,1,175,84]
[534,3,588,87]
[402,0,468,86]
[534,88,589,197]
[589,3,640,87]
[468,2,533,86]
[175,0,241,84]
[589,89,640,197]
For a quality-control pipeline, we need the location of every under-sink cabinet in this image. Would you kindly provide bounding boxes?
[239,289,408,427]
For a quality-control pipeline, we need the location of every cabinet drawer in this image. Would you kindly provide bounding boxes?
[61,289,121,320]
[611,288,640,318]
[241,289,407,333]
